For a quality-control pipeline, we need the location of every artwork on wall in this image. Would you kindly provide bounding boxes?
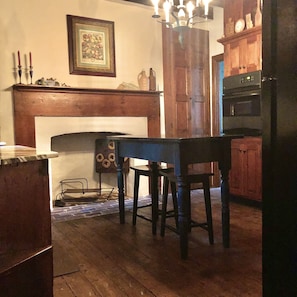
[67,15,116,77]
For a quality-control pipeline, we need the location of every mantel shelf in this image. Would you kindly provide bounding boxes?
[12,84,162,95]
[218,25,262,44]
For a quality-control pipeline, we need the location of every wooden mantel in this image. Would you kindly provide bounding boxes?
[12,85,161,147]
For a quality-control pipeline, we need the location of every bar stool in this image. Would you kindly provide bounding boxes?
[159,170,214,245]
[130,164,174,225]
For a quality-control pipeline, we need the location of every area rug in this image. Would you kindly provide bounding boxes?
[53,240,79,277]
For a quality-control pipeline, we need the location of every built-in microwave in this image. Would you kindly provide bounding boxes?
[222,71,262,136]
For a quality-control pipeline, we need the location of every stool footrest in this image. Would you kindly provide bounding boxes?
[136,214,153,222]
[136,204,152,210]
[163,220,210,234]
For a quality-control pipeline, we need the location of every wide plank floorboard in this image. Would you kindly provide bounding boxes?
[53,189,262,297]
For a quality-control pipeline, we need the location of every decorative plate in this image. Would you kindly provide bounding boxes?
[235,18,245,33]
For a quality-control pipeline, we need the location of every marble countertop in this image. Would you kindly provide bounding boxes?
[0,145,58,166]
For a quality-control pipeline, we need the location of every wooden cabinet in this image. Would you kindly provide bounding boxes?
[162,26,210,139]
[162,26,212,175]
[230,137,262,201]
[218,0,262,77]
[0,147,56,297]
[218,26,262,77]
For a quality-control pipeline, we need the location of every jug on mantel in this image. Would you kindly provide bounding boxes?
[138,70,149,91]
[149,68,156,91]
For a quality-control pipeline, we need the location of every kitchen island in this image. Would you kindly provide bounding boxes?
[0,146,58,297]
[109,135,237,259]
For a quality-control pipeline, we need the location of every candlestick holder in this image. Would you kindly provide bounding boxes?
[29,66,33,84]
[18,65,22,84]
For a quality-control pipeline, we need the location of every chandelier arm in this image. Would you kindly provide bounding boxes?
[171,10,180,25]
[158,20,173,27]
[186,15,195,26]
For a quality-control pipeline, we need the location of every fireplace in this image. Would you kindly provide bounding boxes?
[35,115,148,203]
[12,85,161,205]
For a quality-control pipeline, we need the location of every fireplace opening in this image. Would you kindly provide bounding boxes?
[51,132,130,208]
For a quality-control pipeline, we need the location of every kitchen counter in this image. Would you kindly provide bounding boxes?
[0,145,58,165]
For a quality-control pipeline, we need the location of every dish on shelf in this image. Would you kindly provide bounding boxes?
[235,18,245,33]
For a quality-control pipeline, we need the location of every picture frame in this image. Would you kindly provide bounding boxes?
[67,15,116,77]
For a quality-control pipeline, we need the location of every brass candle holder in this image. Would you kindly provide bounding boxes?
[29,66,33,84]
[18,65,22,84]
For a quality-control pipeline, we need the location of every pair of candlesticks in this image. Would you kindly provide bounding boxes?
[17,65,33,84]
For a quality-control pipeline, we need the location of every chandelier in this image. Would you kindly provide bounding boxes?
[151,0,213,29]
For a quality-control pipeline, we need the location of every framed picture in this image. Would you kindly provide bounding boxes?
[67,15,116,77]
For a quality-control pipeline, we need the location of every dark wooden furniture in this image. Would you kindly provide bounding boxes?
[160,170,214,245]
[0,146,58,297]
[12,85,162,147]
[109,135,236,259]
[229,137,262,201]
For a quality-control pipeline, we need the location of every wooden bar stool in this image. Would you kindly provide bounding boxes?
[130,164,173,225]
[159,170,214,245]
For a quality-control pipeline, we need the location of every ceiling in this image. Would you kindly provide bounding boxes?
[124,0,224,8]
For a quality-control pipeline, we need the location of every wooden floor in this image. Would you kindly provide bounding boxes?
[52,189,262,297]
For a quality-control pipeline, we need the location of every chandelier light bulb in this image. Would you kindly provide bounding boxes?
[152,0,160,17]
[186,1,195,23]
[163,0,171,23]
[204,0,210,17]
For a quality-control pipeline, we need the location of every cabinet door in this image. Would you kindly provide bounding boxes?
[245,140,262,200]
[162,26,210,138]
[229,137,262,200]
[245,31,262,73]
[229,38,247,76]
[228,33,261,76]
[229,140,246,196]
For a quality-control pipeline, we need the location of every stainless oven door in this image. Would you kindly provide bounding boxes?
[222,89,262,136]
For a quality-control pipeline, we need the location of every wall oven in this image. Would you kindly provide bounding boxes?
[222,70,262,136]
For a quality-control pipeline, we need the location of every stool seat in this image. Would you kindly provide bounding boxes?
[130,165,174,225]
[159,170,214,245]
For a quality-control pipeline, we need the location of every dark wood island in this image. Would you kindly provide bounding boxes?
[0,146,58,297]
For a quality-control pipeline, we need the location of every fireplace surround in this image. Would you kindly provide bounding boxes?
[12,85,162,203]
[12,85,161,147]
